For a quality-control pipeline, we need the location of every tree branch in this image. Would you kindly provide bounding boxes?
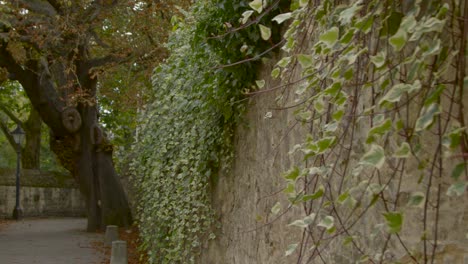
[0,104,22,125]
[0,119,17,150]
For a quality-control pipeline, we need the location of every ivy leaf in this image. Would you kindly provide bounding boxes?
[424,85,445,106]
[259,24,271,40]
[277,56,292,68]
[394,142,411,158]
[241,10,254,24]
[339,1,363,25]
[271,68,280,79]
[285,243,298,256]
[271,202,281,215]
[303,186,324,201]
[383,211,403,234]
[289,219,308,228]
[284,167,300,181]
[360,144,385,169]
[319,27,339,47]
[407,192,425,207]
[415,103,441,132]
[256,79,265,89]
[446,182,467,197]
[451,163,466,180]
[370,51,386,68]
[389,28,407,51]
[297,54,313,68]
[318,216,334,230]
[316,137,336,154]
[249,0,263,13]
[272,12,292,24]
[367,118,392,139]
[379,83,411,105]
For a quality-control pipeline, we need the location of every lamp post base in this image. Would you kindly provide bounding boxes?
[12,207,23,220]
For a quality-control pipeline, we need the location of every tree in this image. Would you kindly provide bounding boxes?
[0,81,41,169]
[0,0,185,230]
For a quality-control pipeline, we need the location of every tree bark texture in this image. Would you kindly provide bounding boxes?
[21,109,41,169]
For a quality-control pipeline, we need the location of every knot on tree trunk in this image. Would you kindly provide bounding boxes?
[61,108,82,133]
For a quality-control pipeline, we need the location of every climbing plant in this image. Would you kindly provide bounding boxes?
[247,0,468,262]
[132,0,289,262]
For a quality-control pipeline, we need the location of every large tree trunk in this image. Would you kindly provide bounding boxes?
[1,45,132,231]
[21,109,41,169]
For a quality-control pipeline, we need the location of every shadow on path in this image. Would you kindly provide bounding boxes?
[0,218,105,264]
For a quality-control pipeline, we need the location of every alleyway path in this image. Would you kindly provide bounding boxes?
[0,218,105,264]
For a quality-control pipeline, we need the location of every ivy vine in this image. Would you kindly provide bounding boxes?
[251,0,468,262]
[132,0,287,263]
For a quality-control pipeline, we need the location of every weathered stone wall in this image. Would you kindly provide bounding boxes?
[200,60,308,264]
[0,186,85,218]
[201,39,468,264]
[0,169,85,218]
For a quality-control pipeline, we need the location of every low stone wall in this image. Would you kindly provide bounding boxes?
[0,186,86,218]
[0,169,86,218]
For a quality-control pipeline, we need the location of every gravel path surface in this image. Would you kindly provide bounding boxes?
[0,218,105,264]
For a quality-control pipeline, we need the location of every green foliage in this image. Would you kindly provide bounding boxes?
[265,0,467,262]
[133,0,288,262]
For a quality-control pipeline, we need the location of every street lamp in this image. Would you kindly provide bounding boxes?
[11,124,25,220]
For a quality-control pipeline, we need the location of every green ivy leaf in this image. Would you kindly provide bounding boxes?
[383,211,403,233]
[319,27,339,47]
[256,79,265,89]
[415,103,441,132]
[303,186,324,201]
[271,68,280,79]
[241,10,254,24]
[379,83,411,105]
[407,192,425,207]
[271,202,281,215]
[284,167,300,182]
[259,24,271,40]
[297,54,313,68]
[289,219,307,228]
[318,216,334,230]
[339,2,362,25]
[394,142,411,158]
[424,85,445,106]
[285,243,298,256]
[333,109,345,121]
[446,182,467,197]
[277,56,292,68]
[389,28,408,51]
[451,163,466,180]
[316,137,336,153]
[360,144,385,169]
[370,51,386,68]
[284,182,296,194]
[367,118,392,139]
[249,0,263,13]
[272,12,292,24]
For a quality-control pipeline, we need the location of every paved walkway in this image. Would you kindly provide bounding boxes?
[0,218,105,264]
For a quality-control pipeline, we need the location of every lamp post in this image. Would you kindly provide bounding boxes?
[11,124,25,220]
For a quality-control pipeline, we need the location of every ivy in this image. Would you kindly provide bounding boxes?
[132,0,288,263]
[262,0,467,262]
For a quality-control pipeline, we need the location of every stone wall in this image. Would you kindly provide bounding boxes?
[200,23,468,264]
[0,186,85,218]
[0,169,86,218]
